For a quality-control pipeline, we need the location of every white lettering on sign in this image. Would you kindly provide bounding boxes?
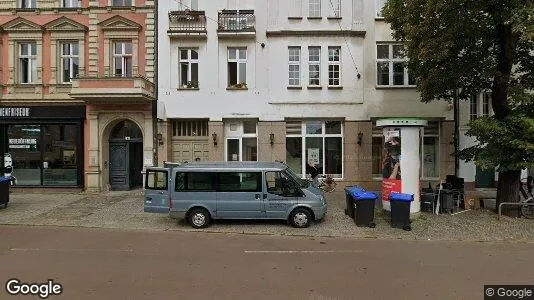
[0,108,30,117]
[9,138,37,145]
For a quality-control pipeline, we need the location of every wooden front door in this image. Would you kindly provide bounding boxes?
[109,142,129,190]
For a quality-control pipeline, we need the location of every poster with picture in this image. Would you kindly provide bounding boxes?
[307,148,320,166]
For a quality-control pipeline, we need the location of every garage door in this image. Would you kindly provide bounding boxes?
[172,141,209,163]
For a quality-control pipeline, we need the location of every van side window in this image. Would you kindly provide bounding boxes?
[146,170,168,190]
[175,172,185,191]
[175,172,215,191]
[218,172,262,192]
[266,171,298,196]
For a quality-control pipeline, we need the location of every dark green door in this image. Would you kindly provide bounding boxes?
[475,166,495,188]
[109,142,129,190]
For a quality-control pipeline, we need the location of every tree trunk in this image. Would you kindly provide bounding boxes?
[496,170,521,217]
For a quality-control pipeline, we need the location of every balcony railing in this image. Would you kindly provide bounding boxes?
[218,10,255,32]
[168,10,207,34]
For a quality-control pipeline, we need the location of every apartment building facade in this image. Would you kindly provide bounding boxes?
[156,0,454,190]
[0,0,155,191]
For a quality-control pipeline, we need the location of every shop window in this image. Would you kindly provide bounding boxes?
[6,124,79,186]
[285,120,343,178]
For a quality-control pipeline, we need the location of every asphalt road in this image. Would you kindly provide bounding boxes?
[0,226,533,300]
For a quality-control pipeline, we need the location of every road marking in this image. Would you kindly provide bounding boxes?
[10,248,134,253]
[244,250,363,254]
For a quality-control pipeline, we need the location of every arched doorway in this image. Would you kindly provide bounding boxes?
[108,120,143,190]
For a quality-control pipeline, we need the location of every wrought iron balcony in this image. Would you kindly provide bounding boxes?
[218,10,255,36]
[168,10,207,38]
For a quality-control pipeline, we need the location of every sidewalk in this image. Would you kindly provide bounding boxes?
[1,190,533,242]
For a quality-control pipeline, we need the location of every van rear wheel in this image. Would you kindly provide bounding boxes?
[188,208,211,229]
[289,208,312,228]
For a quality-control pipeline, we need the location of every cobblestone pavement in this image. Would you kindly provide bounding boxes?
[1,190,533,242]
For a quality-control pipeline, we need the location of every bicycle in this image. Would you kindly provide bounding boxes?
[315,174,337,193]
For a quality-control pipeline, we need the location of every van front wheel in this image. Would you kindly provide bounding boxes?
[289,208,312,228]
[188,208,211,229]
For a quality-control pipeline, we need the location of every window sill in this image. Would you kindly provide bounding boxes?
[307,85,323,90]
[307,17,322,20]
[288,17,303,20]
[226,87,248,91]
[375,85,417,89]
[375,17,385,21]
[14,8,38,12]
[328,85,343,90]
[327,16,342,20]
[177,87,199,91]
[287,86,302,90]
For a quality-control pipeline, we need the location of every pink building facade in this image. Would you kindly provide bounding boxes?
[0,0,155,191]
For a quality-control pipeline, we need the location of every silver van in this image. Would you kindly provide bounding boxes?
[144,161,327,228]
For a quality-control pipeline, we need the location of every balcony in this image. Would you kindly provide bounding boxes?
[69,76,154,104]
[168,10,207,39]
[217,10,255,38]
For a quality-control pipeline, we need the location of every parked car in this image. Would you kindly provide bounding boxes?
[144,161,327,228]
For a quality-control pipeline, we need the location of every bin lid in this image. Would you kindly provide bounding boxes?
[389,192,414,202]
[0,176,11,184]
[345,186,365,194]
[354,191,378,200]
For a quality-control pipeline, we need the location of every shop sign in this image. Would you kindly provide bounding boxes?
[9,138,37,149]
[0,107,30,117]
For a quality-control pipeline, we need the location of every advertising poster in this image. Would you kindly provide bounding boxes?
[307,148,320,165]
[382,127,401,202]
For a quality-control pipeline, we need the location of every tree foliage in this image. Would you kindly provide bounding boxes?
[383,0,534,206]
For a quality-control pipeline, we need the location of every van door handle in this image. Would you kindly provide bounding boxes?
[255,194,261,199]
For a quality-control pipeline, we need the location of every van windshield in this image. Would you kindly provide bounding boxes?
[284,167,309,188]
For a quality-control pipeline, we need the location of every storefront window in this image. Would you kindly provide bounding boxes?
[286,120,343,178]
[42,125,78,185]
[8,125,41,185]
[6,124,79,186]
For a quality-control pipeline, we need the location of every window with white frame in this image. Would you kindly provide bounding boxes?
[371,121,440,179]
[376,0,386,17]
[179,49,199,88]
[285,120,343,178]
[470,94,478,121]
[225,120,257,162]
[19,42,37,83]
[177,0,198,10]
[227,47,247,87]
[482,92,490,117]
[112,0,132,6]
[172,119,208,136]
[376,43,415,86]
[308,46,320,86]
[329,0,341,17]
[328,46,341,86]
[289,0,302,17]
[20,0,36,8]
[470,92,492,121]
[309,0,321,17]
[422,122,439,178]
[113,41,132,77]
[62,0,78,8]
[288,47,301,86]
[61,42,79,83]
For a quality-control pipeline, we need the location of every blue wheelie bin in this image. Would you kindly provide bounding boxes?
[353,191,377,228]
[344,186,365,218]
[389,192,414,231]
[0,176,11,208]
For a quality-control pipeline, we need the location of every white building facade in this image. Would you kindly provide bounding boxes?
[157,0,455,190]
